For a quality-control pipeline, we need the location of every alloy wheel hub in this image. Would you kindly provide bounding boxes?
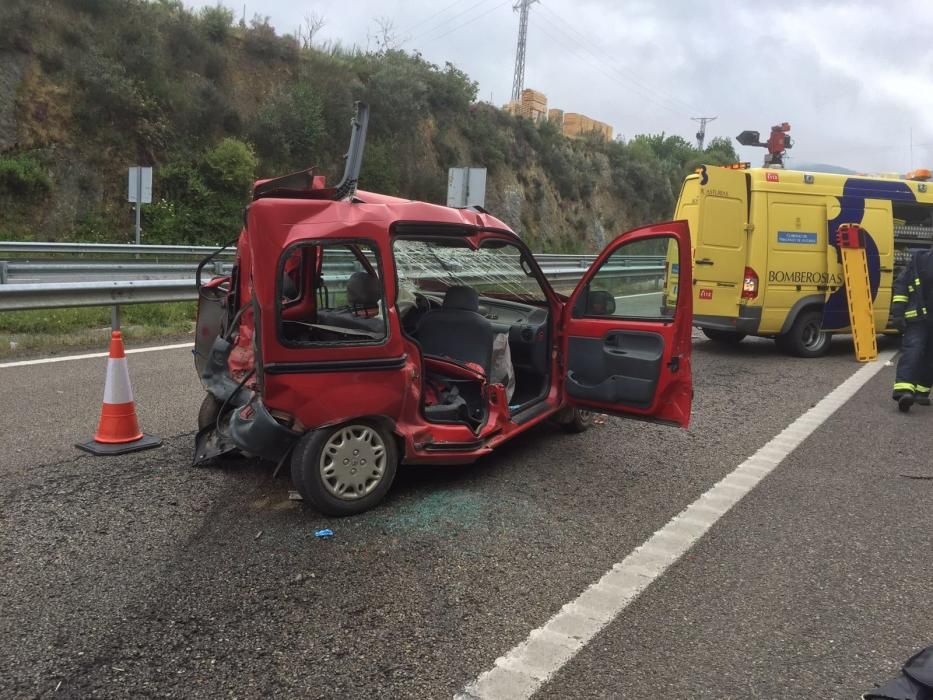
[319,426,387,500]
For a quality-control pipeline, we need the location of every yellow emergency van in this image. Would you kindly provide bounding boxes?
[674,165,933,356]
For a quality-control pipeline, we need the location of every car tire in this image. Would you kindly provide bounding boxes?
[701,328,746,345]
[776,309,832,357]
[198,393,224,431]
[560,407,593,434]
[290,420,398,516]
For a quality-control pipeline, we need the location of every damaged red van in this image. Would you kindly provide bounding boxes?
[193,104,693,515]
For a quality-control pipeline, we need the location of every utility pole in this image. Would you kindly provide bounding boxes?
[510,0,539,103]
[692,116,717,151]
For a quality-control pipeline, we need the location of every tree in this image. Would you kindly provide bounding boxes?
[371,16,398,53]
[703,136,740,165]
[251,82,326,171]
[300,12,325,48]
[199,4,233,42]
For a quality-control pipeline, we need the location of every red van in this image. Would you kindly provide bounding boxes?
[193,106,693,515]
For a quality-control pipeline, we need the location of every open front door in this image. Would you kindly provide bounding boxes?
[561,221,693,427]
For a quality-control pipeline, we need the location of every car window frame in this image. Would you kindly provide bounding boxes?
[274,237,391,350]
[573,234,680,323]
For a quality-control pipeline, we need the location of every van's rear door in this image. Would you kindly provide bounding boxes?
[692,166,749,322]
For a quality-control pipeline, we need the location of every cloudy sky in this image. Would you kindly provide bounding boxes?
[188,0,933,173]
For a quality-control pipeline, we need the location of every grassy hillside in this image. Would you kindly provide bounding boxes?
[0,0,738,253]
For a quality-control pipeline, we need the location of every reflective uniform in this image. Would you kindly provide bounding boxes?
[892,249,933,404]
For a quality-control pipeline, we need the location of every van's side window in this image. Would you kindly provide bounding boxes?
[278,242,387,346]
[576,237,680,320]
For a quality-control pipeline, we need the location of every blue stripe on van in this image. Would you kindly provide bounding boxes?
[822,179,916,331]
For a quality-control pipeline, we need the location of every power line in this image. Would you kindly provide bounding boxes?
[396,0,470,41]
[531,14,691,118]
[537,4,697,114]
[528,15,688,119]
[404,0,497,46]
[416,0,511,46]
[511,0,539,103]
[535,4,700,117]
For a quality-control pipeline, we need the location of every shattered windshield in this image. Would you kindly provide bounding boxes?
[392,239,547,304]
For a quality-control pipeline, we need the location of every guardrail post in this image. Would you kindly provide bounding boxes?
[213,260,225,276]
[0,261,7,284]
[111,304,121,331]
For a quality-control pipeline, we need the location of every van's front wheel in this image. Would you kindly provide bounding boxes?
[701,328,746,345]
[776,310,831,357]
[290,421,398,516]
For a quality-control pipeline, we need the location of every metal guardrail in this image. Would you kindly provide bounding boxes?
[0,241,664,285]
[0,280,198,311]
[0,241,233,256]
[0,241,666,311]
[0,265,665,311]
[0,241,637,263]
[0,261,232,284]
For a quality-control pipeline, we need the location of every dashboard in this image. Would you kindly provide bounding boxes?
[475,298,550,374]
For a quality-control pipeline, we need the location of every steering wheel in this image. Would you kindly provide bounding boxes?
[404,293,433,334]
[414,293,432,313]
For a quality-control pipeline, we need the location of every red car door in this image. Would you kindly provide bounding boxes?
[560,221,693,427]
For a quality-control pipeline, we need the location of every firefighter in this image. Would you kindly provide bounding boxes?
[891,248,933,412]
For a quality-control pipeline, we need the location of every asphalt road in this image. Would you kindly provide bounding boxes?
[0,331,928,698]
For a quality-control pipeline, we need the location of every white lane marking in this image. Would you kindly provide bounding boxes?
[0,342,192,369]
[458,350,895,699]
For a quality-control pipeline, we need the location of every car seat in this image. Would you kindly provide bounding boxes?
[317,271,384,334]
[416,286,494,374]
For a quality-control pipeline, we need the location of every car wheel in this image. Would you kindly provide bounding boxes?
[560,407,593,434]
[776,310,832,358]
[198,393,224,431]
[701,328,747,344]
[290,420,398,516]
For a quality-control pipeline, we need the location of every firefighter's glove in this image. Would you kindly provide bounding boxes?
[891,316,906,332]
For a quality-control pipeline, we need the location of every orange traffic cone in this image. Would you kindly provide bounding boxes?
[76,331,162,455]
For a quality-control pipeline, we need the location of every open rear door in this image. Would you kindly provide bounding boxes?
[561,221,693,427]
[692,166,749,322]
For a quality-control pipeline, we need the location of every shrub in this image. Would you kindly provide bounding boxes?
[359,139,401,194]
[65,0,119,17]
[203,138,257,193]
[72,50,164,140]
[243,16,281,58]
[0,155,51,197]
[363,51,430,140]
[251,83,325,170]
[199,4,234,43]
[143,140,255,245]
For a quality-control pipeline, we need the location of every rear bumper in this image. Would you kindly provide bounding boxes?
[694,306,762,335]
[229,396,301,462]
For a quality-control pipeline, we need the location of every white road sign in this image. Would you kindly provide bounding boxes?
[127,167,153,204]
[447,167,487,209]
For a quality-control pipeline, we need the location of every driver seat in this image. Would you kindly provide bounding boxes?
[416,286,494,375]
